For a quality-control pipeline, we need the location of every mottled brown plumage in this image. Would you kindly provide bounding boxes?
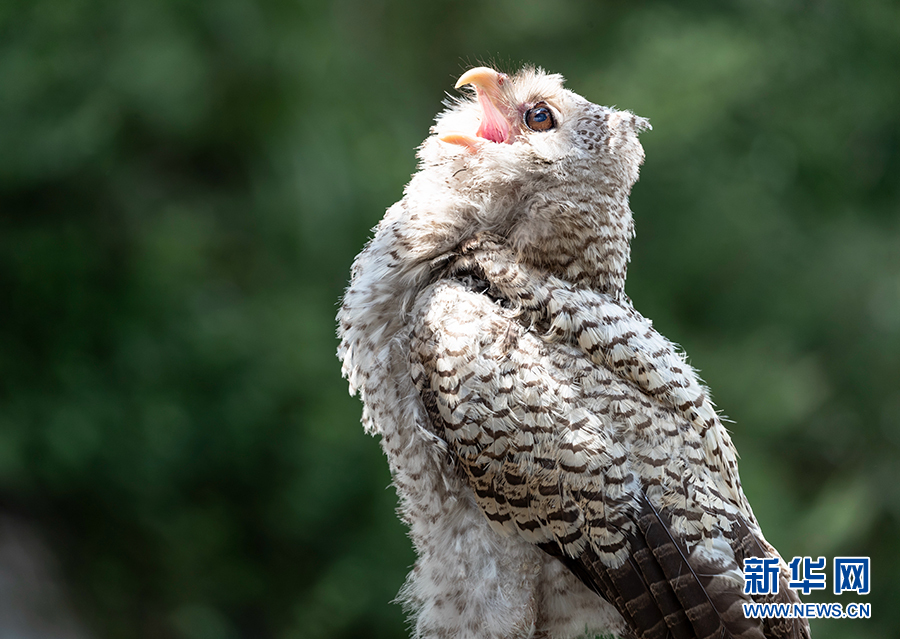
[339,66,810,639]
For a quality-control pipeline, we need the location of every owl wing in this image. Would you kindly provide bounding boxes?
[409,278,809,639]
[447,237,754,521]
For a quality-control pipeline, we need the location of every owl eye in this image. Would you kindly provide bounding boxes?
[524,102,555,132]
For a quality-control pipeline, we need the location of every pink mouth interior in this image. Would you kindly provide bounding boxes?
[474,86,510,143]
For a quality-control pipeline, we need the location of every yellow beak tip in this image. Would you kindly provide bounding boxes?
[455,66,502,90]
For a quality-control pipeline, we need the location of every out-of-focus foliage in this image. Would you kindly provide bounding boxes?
[0,0,897,638]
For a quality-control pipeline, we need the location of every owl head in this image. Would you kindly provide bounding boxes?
[423,66,649,198]
[415,66,650,292]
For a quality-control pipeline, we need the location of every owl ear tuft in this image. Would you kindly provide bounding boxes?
[631,114,651,133]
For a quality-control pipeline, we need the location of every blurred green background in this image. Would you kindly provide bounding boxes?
[1,0,898,638]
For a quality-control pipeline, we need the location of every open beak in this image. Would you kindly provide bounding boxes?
[441,67,512,149]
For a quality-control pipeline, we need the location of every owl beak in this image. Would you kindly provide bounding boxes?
[444,66,512,146]
[438,132,484,151]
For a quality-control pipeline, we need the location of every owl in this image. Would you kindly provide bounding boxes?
[338,66,810,639]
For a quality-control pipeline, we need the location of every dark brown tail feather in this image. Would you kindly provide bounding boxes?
[539,493,791,639]
[729,518,811,639]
